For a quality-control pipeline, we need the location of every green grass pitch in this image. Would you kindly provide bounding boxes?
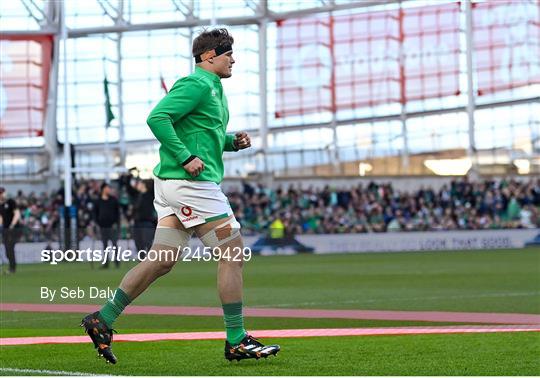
[1,248,539,375]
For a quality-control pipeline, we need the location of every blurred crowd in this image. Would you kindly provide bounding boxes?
[0,174,155,245]
[232,177,540,234]
[2,177,539,244]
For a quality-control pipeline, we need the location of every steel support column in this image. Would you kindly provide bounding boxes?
[258,0,269,177]
[60,0,72,206]
[465,0,477,177]
[398,1,409,173]
[43,0,60,182]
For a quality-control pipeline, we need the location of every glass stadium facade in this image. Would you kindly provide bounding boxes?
[1,0,538,182]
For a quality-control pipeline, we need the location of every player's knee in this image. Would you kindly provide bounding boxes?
[155,258,176,275]
[199,217,241,252]
[145,244,176,275]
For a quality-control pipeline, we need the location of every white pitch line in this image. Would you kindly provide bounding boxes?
[0,367,112,376]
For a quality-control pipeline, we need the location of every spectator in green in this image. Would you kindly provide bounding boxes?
[507,196,521,220]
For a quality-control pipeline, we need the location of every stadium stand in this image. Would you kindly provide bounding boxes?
[5,177,539,243]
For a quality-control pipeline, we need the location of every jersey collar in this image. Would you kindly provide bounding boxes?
[194,66,221,83]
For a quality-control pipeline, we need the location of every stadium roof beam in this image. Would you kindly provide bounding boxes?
[52,0,407,38]
[0,0,406,38]
[20,0,47,25]
[171,0,195,18]
[66,16,261,38]
[266,0,404,20]
[244,0,260,13]
[97,0,120,23]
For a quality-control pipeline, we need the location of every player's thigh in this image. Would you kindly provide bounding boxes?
[157,214,186,229]
[194,215,242,244]
[147,215,192,266]
[195,215,231,236]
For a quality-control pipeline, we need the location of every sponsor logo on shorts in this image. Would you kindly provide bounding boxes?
[181,206,193,216]
[181,215,199,223]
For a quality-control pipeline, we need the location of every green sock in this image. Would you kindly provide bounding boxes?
[222,302,246,345]
[99,288,131,328]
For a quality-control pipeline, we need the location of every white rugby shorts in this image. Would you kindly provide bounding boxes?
[153,178,234,228]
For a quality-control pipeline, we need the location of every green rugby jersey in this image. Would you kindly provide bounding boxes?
[147,66,238,183]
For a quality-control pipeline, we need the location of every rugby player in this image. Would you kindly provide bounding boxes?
[81,28,280,364]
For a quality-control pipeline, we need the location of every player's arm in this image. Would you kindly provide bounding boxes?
[224,132,251,151]
[146,78,208,175]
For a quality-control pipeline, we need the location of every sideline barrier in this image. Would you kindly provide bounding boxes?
[296,229,539,254]
[3,229,538,265]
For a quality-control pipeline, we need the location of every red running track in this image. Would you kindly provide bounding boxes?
[1,303,539,325]
[1,325,539,346]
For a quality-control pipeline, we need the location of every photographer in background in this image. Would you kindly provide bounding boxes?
[127,177,156,259]
[0,187,22,273]
[94,183,120,269]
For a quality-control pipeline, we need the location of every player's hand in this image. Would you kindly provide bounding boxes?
[183,157,205,177]
[234,132,251,150]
